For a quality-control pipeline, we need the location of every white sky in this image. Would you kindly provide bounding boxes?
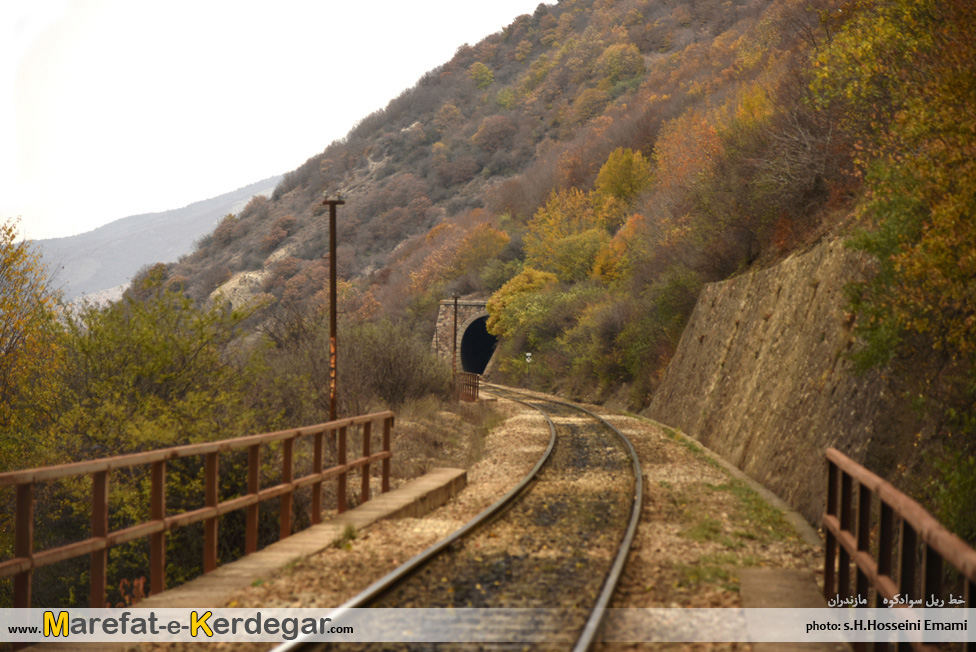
[1,0,545,241]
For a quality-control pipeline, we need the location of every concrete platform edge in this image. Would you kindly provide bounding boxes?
[134,467,467,610]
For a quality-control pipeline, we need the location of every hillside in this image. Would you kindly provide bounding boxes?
[37,176,280,301]
[168,0,784,311]
[168,0,851,389]
[159,0,974,533]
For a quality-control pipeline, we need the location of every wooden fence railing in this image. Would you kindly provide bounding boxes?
[824,447,976,652]
[0,411,394,610]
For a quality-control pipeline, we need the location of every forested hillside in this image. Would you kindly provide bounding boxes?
[3,0,974,606]
[168,0,975,532]
[166,0,973,538]
[168,0,973,416]
[175,0,821,382]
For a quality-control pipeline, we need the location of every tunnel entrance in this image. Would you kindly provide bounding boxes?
[460,316,497,374]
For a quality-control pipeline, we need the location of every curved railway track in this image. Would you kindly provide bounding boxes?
[273,385,642,651]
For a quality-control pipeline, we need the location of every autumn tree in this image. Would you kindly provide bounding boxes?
[595,147,652,203]
[596,43,644,85]
[819,0,976,379]
[818,0,976,541]
[524,188,625,281]
[471,115,518,153]
[212,214,238,247]
[468,61,495,89]
[451,223,510,278]
[572,87,610,125]
[486,267,558,338]
[434,103,463,134]
[0,218,62,468]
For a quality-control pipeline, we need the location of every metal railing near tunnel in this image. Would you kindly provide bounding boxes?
[456,371,480,402]
[0,411,394,615]
[823,447,976,652]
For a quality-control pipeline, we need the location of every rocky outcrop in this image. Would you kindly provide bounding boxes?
[210,270,267,309]
[645,238,921,524]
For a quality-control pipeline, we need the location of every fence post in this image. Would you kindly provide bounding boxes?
[246,444,260,555]
[838,471,853,599]
[337,426,347,513]
[312,431,323,525]
[150,461,166,595]
[204,452,218,573]
[91,471,108,607]
[14,482,33,609]
[281,438,293,539]
[898,521,917,604]
[361,421,372,503]
[856,482,870,601]
[877,501,894,607]
[382,417,392,493]
[824,459,838,599]
[922,544,942,608]
[968,582,975,652]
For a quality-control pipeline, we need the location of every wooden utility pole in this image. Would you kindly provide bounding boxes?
[323,197,344,422]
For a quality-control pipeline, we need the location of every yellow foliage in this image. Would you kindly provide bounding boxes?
[486,267,558,337]
[592,213,647,283]
[595,147,653,203]
[0,218,63,464]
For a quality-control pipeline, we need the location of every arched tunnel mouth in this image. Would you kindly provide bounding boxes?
[460,316,497,374]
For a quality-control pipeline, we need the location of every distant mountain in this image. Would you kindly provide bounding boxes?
[37,176,282,301]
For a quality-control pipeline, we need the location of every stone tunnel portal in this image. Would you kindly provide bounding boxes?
[460,316,497,374]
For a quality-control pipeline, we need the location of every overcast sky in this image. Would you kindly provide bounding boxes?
[1,0,545,241]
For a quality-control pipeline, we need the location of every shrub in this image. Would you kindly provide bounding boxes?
[572,88,610,125]
[468,61,495,89]
[596,43,645,85]
[595,147,653,203]
[486,267,558,338]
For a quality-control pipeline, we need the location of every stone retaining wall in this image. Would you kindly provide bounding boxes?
[645,239,922,524]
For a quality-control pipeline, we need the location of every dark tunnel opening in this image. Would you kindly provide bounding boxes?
[460,316,497,374]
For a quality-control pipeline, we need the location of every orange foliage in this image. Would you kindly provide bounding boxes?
[410,221,508,293]
[653,108,724,194]
[593,213,646,282]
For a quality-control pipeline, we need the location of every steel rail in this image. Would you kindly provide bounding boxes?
[487,384,643,652]
[269,388,558,652]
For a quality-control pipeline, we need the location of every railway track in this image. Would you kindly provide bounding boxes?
[273,385,642,651]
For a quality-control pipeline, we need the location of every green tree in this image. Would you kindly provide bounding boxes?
[52,266,260,460]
